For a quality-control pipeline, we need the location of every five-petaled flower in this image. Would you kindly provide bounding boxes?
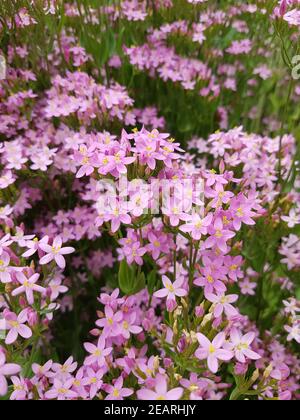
[195,332,233,373]
[39,236,75,269]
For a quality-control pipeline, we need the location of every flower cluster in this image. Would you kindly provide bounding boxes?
[0,0,299,401]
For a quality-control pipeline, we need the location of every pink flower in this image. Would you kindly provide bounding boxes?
[229,195,256,231]
[4,310,32,345]
[0,352,21,396]
[32,360,54,378]
[195,332,233,373]
[0,251,12,283]
[154,275,187,301]
[224,255,244,282]
[194,262,227,296]
[119,313,143,339]
[105,204,132,233]
[205,218,235,253]
[96,306,122,337]
[74,145,96,178]
[52,357,78,381]
[45,378,78,400]
[282,208,300,228]
[82,368,103,399]
[48,278,68,300]
[123,241,147,266]
[10,376,28,400]
[146,232,169,260]
[230,328,261,363]
[283,9,300,26]
[111,150,136,175]
[240,278,257,295]
[205,183,234,208]
[206,293,238,318]
[0,234,13,254]
[284,323,300,344]
[12,272,46,304]
[84,336,113,367]
[180,213,213,241]
[39,236,75,269]
[21,236,49,258]
[104,376,133,400]
[137,374,183,400]
[0,171,15,189]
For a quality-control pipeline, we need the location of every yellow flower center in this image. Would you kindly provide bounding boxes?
[52,246,61,254]
[236,208,244,217]
[223,216,230,225]
[113,389,120,397]
[209,344,216,354]
[166,283,175,292]
[237,343,248,351]
[114,153,121,163]
[207,275,214,284]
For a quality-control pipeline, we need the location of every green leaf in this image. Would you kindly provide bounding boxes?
[118,260,145,295]
[147,270,157,294]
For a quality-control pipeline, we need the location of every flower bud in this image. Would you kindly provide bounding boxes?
[27,309,39,327]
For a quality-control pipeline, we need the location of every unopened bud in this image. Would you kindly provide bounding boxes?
[190,331,198,343]
[153,356,160,371]
[251,368,260,383]
[263,363,273,380]
[201,313,213,327]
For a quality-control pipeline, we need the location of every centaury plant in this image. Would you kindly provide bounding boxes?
[0,0,299,401]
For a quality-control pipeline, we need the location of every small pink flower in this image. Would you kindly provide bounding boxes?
[21,236,49,258]
[154,275,187,301]
[4,310,32,345]
[84,336,113,367]
[52,357,77,381]
[180,213,213,241]
[123,241,147,266]
[32,360,54,379]
[119,313,142,339]
[195,332,233,373]
[39,236,75,269]
[0,251,12,283]
[0,352,21,396]
[230,328,261,363]
[12,272,46,304]
[45,378,78,400]
[240,278,257,296]
[104,376,133,400]
[206,293,238,318]
[284,323,300,344]
[96,306,123,337]
[10,376,28,400]
[205,218,235,253]
[137,374,183,400]
[82,368,103,399]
